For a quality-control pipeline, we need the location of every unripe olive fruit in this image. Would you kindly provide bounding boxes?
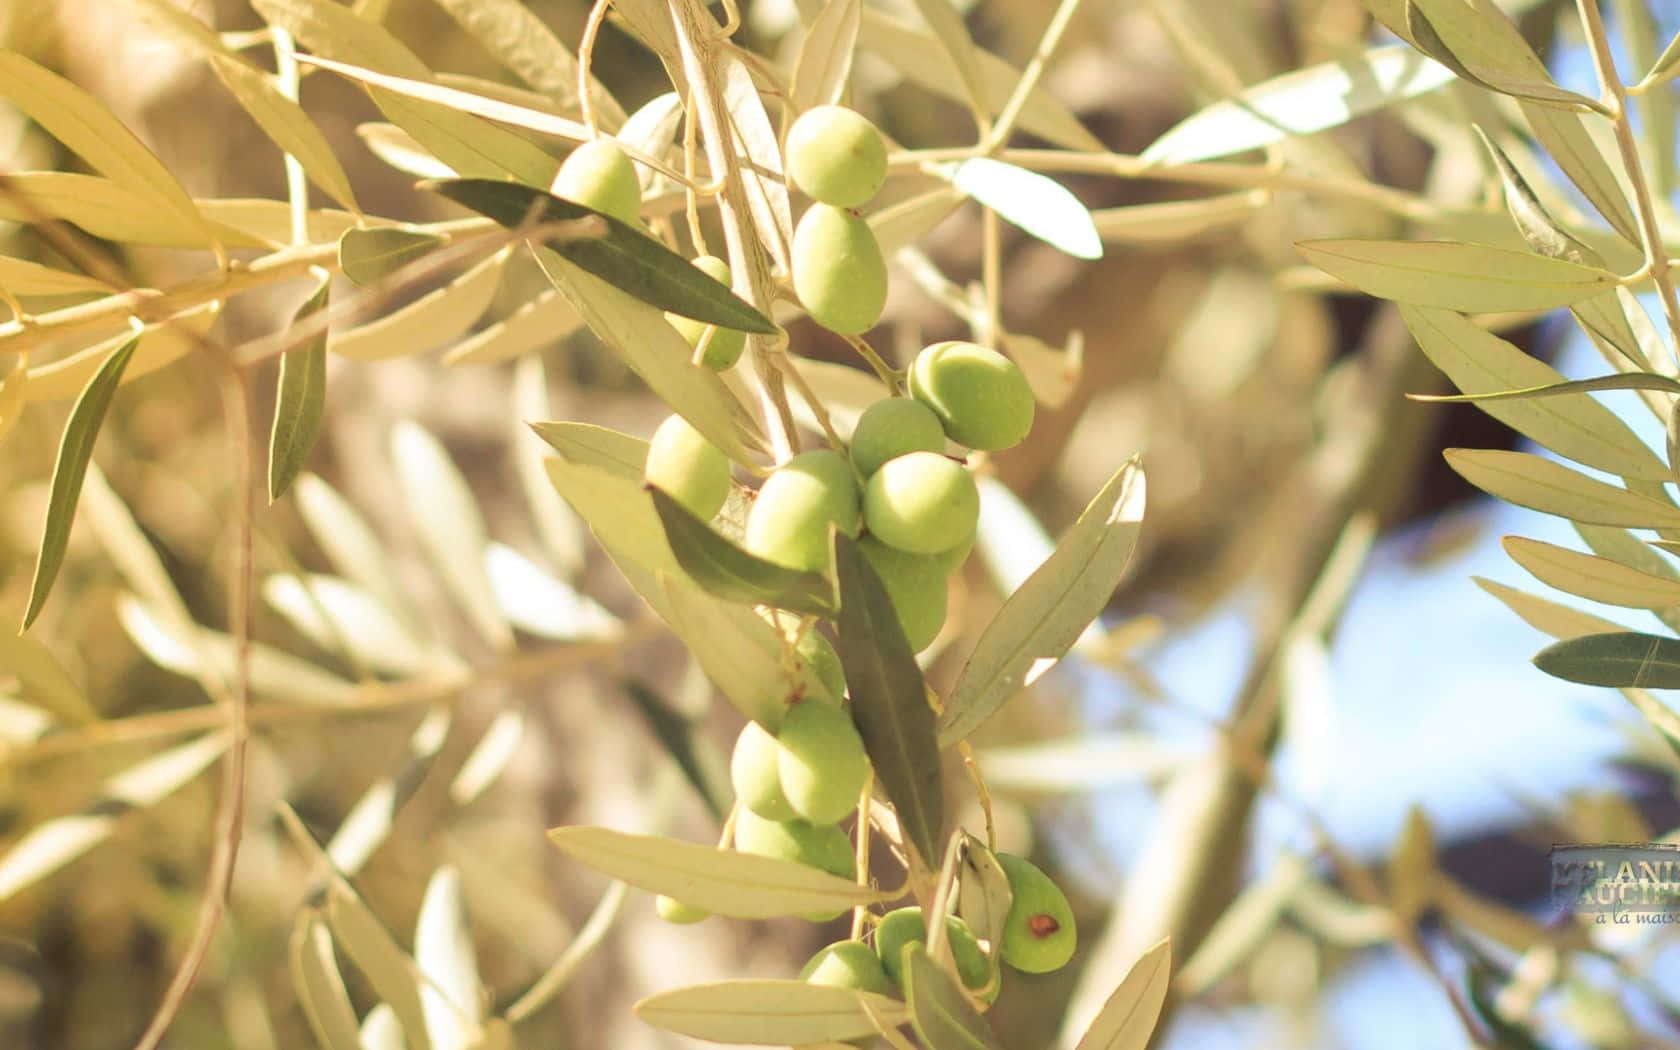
[777,699,870,826]
[996,854,1077,973]
[655,895,710,924]
[850,398,945,478]
[551,138,641,225]
[745,449,861,572]
[730,721,796,821]
[858,536,947,652]
[733,809,855,880]
[667,255,747,371]
[792,204,887,336]
[908,342,1035,452]
[800,940,893,995]
[863,451,978,555]
[786,105,888,209]
[875,908,993,994]
[645,413,731,521]
[934,532,973,576]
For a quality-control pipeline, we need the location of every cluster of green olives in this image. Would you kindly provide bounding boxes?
[797,852,1077,1027]
[787,105,890,336]
[743,339,1034,651]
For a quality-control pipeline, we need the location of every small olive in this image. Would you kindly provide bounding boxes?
[777,699,870,826]
[785,105,888,209]
[908,341,1035,452]
[645,413,731,521]
[862,451,978,555]
[745,449,862,572]
[792,204,887,336]
[850,398,945,478]
[550,138,641,225]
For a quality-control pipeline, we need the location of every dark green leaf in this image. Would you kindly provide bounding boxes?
[649,487,835,617]
[1668,398,1680,482]
[831,531,942,868]
[24,333,140,629]
[902,945,1007,1050]
[1408,372,1680,403]
[422,178,777,334]
[338,227,446,286]
[268,277,330,501]
[1532,631,1680,689]
[621,678,729,819]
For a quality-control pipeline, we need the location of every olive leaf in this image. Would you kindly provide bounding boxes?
[649,486,836,617]
[832,530,943,868]
[1073,939,1172,1050]
[902,945,1008,1050]
[267,276,330,501]
[24,333,141,629]
[423,178,777,333]
[338,227,446,286]
[1444,449,1680,529]
[1532,631,1680,689]
[634,980,908,1044]
[1298,240,1618,313]
[1502,536,1680,610]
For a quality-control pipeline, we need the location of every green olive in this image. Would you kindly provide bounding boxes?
[777,699,870,826]
[795,628,847,704]
[667,255,747,371]
[550,138,641,225]
[858,535,947,652]
[745,449,861,573]
[800,939,893,995]
[786,105,888,209]
[730,721,796,821]
[792,204,887,336]
[654,895,710,924]
[862,451,978,555]
[874,907,994,995]
[996,854,1077,974]
[645,413,731,521]
[908,342,1035,452]
[850,398,945,479]
[733,809,855,880]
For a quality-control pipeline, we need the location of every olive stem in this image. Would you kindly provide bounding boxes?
[851,768,876,942]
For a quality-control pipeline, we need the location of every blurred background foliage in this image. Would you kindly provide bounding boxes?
[0,0,1677,1048]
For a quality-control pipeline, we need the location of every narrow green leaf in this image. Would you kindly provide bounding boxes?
[1523,103,1640,246]
[902,945,1007,1050]
[0,172,232,248]
[634,980,907,1044]
[650,487,835,617]
[1640,27,1680,88]
[1503,536,1680,610]
[268,277,330,501]
[338,227,446,286]
[530,421,647,477]
[1444,448,1680,529]
[427,0,625,126]
[208,53,360,212]
[289,915,364,1050]
[936,158,1101,260]
[332,248,507,361]
[832,531,943,868]
[622,678,730,819]
[1533,631,1680,689]
[547,826,887,918]
[531,249,766,465]
[1409,372,1680,402]
[1299,240,1618,313]
[1473,576,1630,640]
[24,334,140,629]
[0,255,111,297]
[0,51,208,235]
[791,0,862,112]
[251,0,557,186]
[1074,939,1172,1050]
[1473,125,1602,265]
[1398,304,1669,481]
[325,881,433,1050]
[1404,0,1603,112]
[661,575,800,731]
[425,178,776,333]
[1140,45,1454,166]
[544,459,682,620]
[941,460,1145,745]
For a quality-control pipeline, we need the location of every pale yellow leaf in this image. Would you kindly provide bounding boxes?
[331,249,506,360]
